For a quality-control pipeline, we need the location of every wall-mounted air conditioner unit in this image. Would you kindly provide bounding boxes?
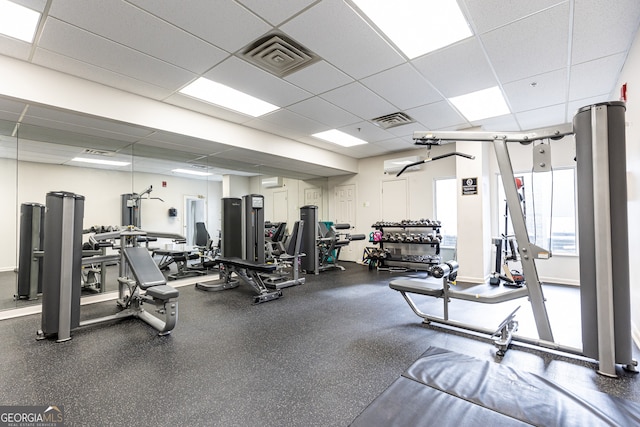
[261,176,284,188]
[383,156,422,174]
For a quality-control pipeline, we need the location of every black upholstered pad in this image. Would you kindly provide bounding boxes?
[213,257,277,273]
[123,247,167,289]
[388,278,444,297]
[145,284,179,300]
[351,346,640,427]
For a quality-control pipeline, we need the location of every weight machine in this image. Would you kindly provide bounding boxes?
[390,101,636,376]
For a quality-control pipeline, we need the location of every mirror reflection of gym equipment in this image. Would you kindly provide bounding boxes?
[299,205,366,275]
[389,102,636,377]
[196,195,291,304]
[36,191,181,342]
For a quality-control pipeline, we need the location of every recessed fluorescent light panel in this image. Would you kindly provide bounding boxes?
[172,168,213,177]
[0,0,41,43]
[71,157,130,167]
[449,86,510,121]
[352,0,472,59]
[179,77,279,117]
[312,129,368,147]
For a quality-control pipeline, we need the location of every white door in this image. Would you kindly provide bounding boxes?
[272,190,288,224]
[381,179,408,222]
[304,187,323,218]
[335,184,357,255]
[184,196,206,246]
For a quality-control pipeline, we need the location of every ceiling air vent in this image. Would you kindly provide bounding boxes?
[82,148,114,156]
[241,32,320,78]
[371,112,415,129]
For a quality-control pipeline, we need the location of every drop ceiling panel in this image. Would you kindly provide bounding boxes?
[283,61,353,95]
[361,64,442,110]
[413,38,499,98]
[569,53,626,100]
[237,0,318,26]
[0,35,32,61]
[407,101,467,130]
[48,0,229,74]
[373,138,417,152]
[287,97,360,128]
[516,104,567,130]
[571,0,640,64]
[16,124,135,152]
[462,0,564,34]
[280,0,405,79]
[32,48,175,100]
[141,131,233,155]
[338,121,394,144]
[472,113,520,131]
[321,82,397,121]
[0,97,27,116]
[24,105,155,138]
[127,0,272,53]
[38,18,196,90]
[134,139,218,157]
[503,69,567,113]
[481,2,570,84]
[383,121,427,138]
[254,109,327,135]
[203,56,312,107]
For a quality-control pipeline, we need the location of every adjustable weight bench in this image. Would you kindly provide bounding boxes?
[115,246,179,335]
[196,256,282,304]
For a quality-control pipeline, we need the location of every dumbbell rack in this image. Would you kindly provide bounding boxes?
[370,220,442,271]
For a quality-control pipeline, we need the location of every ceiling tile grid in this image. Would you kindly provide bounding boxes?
[126,0,272,53]
[279,0,405,80]
[360,63,442,110]
[412,38,499,98]
[480,2,571,84]
[0,0,639,180]
[38,18,197,90]
[237,0,318,27]
[47,0,229,75]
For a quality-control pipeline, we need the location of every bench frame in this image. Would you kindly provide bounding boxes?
[196,257,283,304]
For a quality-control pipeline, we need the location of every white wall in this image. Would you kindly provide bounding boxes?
[2,160,222,269]
[615,28,640,345]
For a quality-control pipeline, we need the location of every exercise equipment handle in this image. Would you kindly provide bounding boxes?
[396,152,475,177]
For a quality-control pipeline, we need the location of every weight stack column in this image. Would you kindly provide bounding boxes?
[242,194,265,263]
[573,101,633,375]
[17,202,45,300]
[39,191,85,342]
[300,205,318,274]
[221,197,242,258]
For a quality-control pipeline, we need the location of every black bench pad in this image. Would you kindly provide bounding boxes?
[146,285,179,300]
[389,278,444,297]
[213,257,277,273]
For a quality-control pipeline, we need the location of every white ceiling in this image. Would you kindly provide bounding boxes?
[0,0,638,179]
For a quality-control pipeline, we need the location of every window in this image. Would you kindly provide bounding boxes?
[497,168,577,255]
[434,178,457,248]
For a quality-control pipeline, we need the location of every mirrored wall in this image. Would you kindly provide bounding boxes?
[0,110,331,313]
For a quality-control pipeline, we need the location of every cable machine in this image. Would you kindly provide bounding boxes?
[392,101,635,376]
